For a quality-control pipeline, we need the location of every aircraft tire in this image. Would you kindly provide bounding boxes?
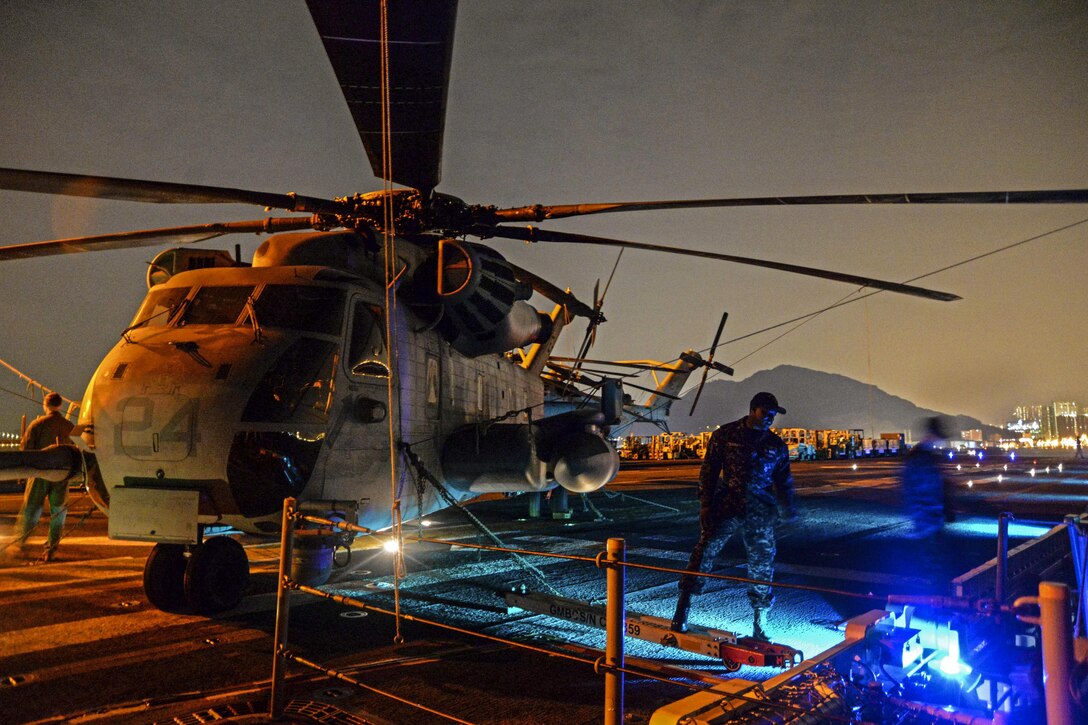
[143,543,188,612]
[184,536,250,614]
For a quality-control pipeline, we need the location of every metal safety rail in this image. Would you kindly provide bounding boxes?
[266,497,858,724]
[270,497,652,724]
[268,498,1084,725]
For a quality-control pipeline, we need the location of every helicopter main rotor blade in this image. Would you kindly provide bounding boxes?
[0,217,319,261]
[0,167,343,215]
[306,0,458,197]
[481,225,960,302]
[493,188,1088,222]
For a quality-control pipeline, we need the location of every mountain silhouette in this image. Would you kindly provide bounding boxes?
[674,364,1000,441]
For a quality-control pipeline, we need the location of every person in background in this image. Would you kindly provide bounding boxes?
[11,392,75,561]
[671,392,796,641]
[902,416,951,539]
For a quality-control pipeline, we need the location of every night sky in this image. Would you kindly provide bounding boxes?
[0,1,1085,427]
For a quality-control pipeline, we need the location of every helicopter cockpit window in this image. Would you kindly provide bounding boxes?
[251,285,346,336]
[348,301,388,378]
[130,286,191,328]
[179,285,253,326]
[242,337,339,424]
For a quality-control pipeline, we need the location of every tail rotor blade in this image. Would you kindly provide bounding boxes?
[689,311,729,416]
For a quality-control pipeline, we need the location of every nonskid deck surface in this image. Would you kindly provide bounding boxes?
[1,458,1081,723]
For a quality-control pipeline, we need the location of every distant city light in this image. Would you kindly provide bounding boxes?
[1058,463,1063,473]
[851,463,857,471]
[1003,464,1008,471]
[997,475,1003,483]
[956,464,962,471]
[967,481,973,488]
[1030,468,1036,477]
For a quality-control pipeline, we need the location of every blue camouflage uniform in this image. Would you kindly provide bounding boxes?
[679,416,794,611]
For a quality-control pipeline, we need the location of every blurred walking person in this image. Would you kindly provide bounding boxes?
[902,416,952,540]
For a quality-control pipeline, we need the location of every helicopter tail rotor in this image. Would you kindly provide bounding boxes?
[689,311,732,416]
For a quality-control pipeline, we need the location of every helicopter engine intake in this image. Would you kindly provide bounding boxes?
[405,240,552,357]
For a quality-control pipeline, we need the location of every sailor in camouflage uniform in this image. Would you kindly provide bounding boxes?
[671,392,796,641]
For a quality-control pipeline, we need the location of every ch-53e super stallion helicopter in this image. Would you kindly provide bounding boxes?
[1,0,1085,615]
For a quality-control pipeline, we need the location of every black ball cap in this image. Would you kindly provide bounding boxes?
[750,391,786,414]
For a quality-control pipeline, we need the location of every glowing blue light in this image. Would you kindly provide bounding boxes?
[957,520,1053,538]
[937,654,972,677]
[948,451,955,460]
[978,452,984,460]
[1010,452,1017,461]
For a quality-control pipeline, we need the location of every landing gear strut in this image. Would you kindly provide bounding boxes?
[143,536,250,614]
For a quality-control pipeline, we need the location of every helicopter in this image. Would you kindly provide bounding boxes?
[1,0,1085,614]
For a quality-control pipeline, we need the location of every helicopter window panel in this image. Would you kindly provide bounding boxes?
[179,285,253,326]
[227,431,322,516]
[253,285,346,336]
[130,286,191,328]
[242,338,339,424]
[348,301,388,379]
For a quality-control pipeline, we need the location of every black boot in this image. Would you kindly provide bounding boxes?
[752,608,770,642]
[671,590,692,633]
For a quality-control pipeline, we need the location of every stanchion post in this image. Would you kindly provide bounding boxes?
[270,496,297,719]
[1038,581,1075,725]
[996,512,1011,605]
[604,537,625,725]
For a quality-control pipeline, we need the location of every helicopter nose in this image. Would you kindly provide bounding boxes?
[93,330,336,524]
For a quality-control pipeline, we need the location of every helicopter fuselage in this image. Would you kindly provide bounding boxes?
[76,231,618,546]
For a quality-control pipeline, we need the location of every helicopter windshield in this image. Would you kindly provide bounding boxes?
[251,284,346,336]
[179,285,253,326]
[241,337,339,424]
[129,286,191,328]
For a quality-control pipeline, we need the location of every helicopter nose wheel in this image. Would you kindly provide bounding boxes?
[143,537,250,614]
[143,543,188,612]
[183,536,250,614]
